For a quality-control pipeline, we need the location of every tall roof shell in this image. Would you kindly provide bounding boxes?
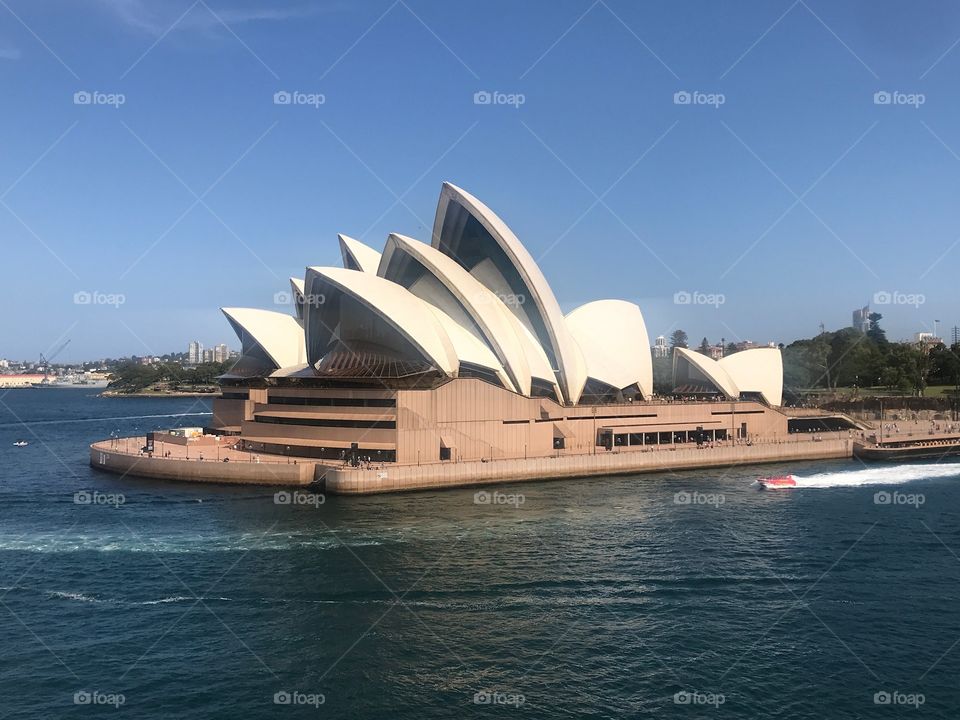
[380,233,561,397]
[431,182,587,404]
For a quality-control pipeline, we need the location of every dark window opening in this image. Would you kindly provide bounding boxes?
[255,416,396,429]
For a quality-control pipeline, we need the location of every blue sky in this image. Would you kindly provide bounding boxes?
[2,0,960,362]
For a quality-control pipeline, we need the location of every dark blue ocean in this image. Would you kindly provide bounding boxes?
[2,389,960,718]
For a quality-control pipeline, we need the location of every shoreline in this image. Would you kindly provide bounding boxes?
[99,390,219,398]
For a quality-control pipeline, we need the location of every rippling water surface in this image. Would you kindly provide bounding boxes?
[2,390,960,718]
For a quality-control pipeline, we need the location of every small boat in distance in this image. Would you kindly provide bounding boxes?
[13,440,28,447]
[758,474,797,489]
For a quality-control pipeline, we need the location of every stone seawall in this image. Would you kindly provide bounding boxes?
[89,443,316,486]
[91,439,852,494]
[319,439,853,495]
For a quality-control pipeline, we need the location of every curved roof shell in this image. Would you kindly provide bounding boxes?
[289,277,305,322]
[719,348,783,406]
[338,234,382,274]
[303,266,458,376]
[431,182,586,404]
[380,233,559,397]
[673,347,739,399]
[221,307,306,370]
[566,300,653,398]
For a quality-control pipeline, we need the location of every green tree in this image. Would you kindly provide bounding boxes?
[698,337,711,355]
[669,329,688,349]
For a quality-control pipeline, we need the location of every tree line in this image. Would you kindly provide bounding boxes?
[658,316,960,395]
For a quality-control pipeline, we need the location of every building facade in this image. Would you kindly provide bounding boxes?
[210,182,787,466]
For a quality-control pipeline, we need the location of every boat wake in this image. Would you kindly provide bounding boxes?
[789,463,960,489]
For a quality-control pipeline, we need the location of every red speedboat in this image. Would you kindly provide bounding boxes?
[758,474,797,489]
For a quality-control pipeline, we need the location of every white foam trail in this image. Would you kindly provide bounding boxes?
[791,463,960,489]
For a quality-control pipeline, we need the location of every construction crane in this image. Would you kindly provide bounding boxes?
[38,339,71,380]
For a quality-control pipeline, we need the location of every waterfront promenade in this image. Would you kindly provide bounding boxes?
[92,432,860,494]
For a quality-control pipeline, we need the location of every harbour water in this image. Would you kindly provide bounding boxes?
[2,389,960,718]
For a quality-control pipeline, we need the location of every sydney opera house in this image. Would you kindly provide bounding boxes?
[209,182,791,469]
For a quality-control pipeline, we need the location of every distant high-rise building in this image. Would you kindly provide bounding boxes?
[852,305,870,333]
[188,341,202,365]
[213,343,229,363]
[202,348,215,363]
[652,335,669,358]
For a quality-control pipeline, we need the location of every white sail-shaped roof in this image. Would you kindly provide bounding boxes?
[431,182,587,404]
[289,277,305,322]
[303,266,458,376]
[221,307,306,370]
[719,348,783,406]
[425,307,512,390]
[338,234,382,274]
[379,233,559,398]
[566,300,653,399]
[673,347,739,399]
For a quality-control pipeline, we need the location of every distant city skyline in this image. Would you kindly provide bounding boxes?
[2,1,960,361]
